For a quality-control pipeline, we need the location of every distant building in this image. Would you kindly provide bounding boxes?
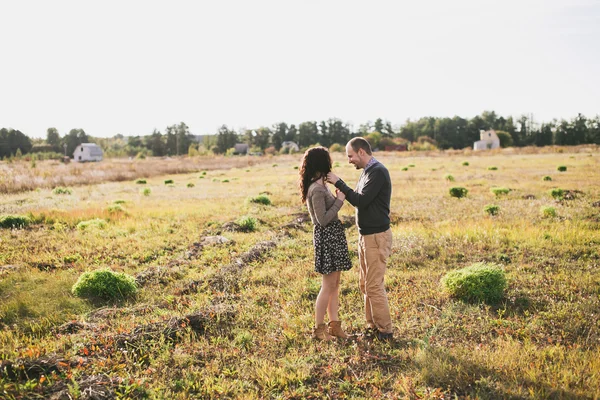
[233,143,249,155]
[281,141,300,153]
[73,143,103,162]
[474,129,500,150]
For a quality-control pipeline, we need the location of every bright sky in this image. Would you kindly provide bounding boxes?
[1,0,599,139]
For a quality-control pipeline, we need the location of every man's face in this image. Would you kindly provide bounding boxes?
[346,145,364,169]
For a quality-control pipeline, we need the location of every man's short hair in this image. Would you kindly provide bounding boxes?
[347,137,372,155]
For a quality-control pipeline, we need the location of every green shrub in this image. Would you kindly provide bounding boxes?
[142,188,151,196]
[543,176,552,181]
[52,187,72,195]
[187,183,195,188]
[222,179,230,183]
[135,179,147,184]
[408,164,415,168]
[72,269,137,301]
[329,143,344,153]
[557,165,567,172]
[490,187,510,197]
[113,200,126,204]
[248,195,272,206]
[488,166,498,171]
[237,216,257,232]
[449,187,468,198]
[401,167,409,171]
[550,188,564,200]
[77,218,107,230]
[462,161,469,166]
[541,206,557,218]
[164,179,174,185]
[202,171,207,176]
[0,214,31,229]
[441,262,507,304]
[444,174,455,182]
[107,205,127,214]
[272,164,278,168]
[484,204,500,216]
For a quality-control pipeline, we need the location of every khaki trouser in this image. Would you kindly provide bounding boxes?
[358,229,393,334]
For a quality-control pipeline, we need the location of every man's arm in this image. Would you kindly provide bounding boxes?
[328,170,384,208]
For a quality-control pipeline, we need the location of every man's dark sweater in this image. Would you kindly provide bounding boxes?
[334,161,391,235]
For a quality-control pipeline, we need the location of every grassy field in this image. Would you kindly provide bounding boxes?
[1,146,599,399]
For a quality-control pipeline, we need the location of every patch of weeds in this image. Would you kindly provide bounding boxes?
[135,179,147,184]
[549,188,564,200]
[483,204,500,216]
[449,187,468,198]
[272,164,278,167]
[237,216,257,232]
[52,187,72,195]
[557,165,567,172]
[462,161,469,166]
[142,188,151,196]
[113,200,126,204]
[77,218,107,230]
[408,164,415,167]
[247,195,271,206]
[543,176,552,181]
[72,269,137,301]
[401,167,409,171]
[0,214,31,229]
[490,187,510,197]
[222,179,230,183]
[541,206,557,218]
[444,174,455,182]
[441,262,507,304]
[488,166,498,171]
[187,183,195,188]
[107,205,127,214]
[164,179,174,185]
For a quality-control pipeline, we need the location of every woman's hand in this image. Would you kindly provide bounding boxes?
[336,188,346,201]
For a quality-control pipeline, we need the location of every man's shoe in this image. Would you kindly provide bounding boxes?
[375,331,393,342]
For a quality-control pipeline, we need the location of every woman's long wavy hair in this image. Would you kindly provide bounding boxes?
[299,146,332,203]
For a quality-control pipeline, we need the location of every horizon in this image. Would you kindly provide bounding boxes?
[2,0,599,139]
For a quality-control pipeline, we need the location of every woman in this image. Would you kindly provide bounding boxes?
[299,146,353,340]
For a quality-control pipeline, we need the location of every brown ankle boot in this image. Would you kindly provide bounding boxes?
[313,323,333,341]
[328,321,351,339]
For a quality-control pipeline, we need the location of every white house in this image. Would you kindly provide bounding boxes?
[473,129,500,150]
[73,143,103,162]
[281,141,300,153]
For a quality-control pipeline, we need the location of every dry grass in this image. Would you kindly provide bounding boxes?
[1,146,599,399]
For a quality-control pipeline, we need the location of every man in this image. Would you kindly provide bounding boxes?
[327,137,393,341]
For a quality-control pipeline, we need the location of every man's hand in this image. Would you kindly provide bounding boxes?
[327,172,339,184]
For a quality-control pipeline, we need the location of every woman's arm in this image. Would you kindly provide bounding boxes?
[309,186,343,226]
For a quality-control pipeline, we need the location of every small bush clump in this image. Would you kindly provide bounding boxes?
[550,188,564,200]
[52,187,72,195]
[164,179,174,185]
[543,176,552,181]
[72,269,137,301]
[449,187,468,198]
[444,174,455,182]
[77,218,107,230]
[541,206,557,218]
[557,165,567,172]
[462,161,469,166]
[0,214,31,229]
[187,183,195,188]
[441,262,507,304]
[488,166,498,171]
[135,179,147,184]
[248,195,272,206]
[484,204,500,216]
[408,164,415,168]
[142,188,151,196]
[113,200,126,204]
[401,167,409,171]
[490,187,510,197]
[237,216,257,232]
[107,205,127,214]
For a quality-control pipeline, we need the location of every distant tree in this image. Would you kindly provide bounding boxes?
[286,124,298,143]
[587,116,600,144]
[0,128,33,158]
[63,129,88,156]
[146,129,166,156]
[495,130,513,148]
[533,124,554,146]
[215,125,238,154]
[253,127,271,150]
[128,135,142,148]
[297,121,319,148]
[46,127,61,152]
[272,122,288,150]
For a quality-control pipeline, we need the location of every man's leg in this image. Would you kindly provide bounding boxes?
[358,234,375,329]
[361,229,393,334]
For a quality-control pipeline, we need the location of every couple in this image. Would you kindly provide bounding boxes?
[299,137,393,342]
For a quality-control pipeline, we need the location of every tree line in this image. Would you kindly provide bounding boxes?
[1,111,599,160]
